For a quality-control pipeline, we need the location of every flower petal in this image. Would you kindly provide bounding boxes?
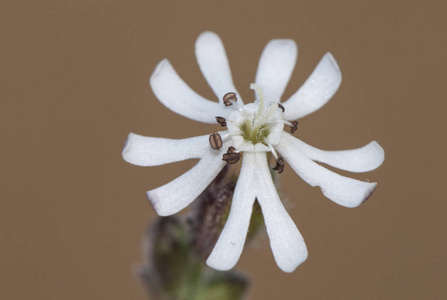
[146,144,229,216]
[122,133,211,167]
[207,152,307,272]
[195,31,243,104]
[253,152,308,272]
[281,133,385,173]
[150,59,230,123]
[255,39,297,104]
[206,153,257,271]
[276,134,377,208]
[282,53,342,120]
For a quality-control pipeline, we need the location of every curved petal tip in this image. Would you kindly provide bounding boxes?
[122,134,131,157]
[122,133,136,164]
[197,30,219,41]
[278,249,308,273]
[370,141,385,170]
[206,256,233,272]
[146,191,173,217]
[359,182,377,206]
[337,181,377,208]
[150,59,169,82]
[325,52,341,75]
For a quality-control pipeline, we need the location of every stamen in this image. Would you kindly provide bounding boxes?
[277,103,285,112]
[222,147,241,164]
[272,157,285,174]
[209,133,223,150]
[227,146,236,153]
[218,131,237,144]
[216,116,227,127]
[219,131,232,141]
[266,142,279,160]
[223,92,237,106]
[290,121,299,133]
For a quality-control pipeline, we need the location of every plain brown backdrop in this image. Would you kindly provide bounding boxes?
[1,0,446,299]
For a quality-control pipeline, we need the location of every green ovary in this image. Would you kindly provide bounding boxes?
[240,121,271,145]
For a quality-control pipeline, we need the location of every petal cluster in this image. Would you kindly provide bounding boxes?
[122,31,384,272]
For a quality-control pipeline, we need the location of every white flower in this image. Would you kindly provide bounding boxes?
[122,31,385,273]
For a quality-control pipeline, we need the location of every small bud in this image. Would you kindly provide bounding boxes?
[139,216,189,298]
[277,103,285,112]
[209,133,223,150]
[222,147,241,164]
[272,157,285,174]
[197,272,249,300]
[189,167,235,259]
[223,92,237,106]
[216,116,227,127]
[290,121,299,133]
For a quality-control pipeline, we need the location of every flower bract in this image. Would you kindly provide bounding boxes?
[122,31,384,272]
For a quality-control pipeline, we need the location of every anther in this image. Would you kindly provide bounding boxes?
[222,147,241,164]
[290,121,299,133]
[272,157,285,174]
[209,133,223,150]
[216,116,227,127]
[278,103,285,112]
[223,92,237,106]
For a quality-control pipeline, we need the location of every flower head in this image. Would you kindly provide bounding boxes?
[123,32,384,272]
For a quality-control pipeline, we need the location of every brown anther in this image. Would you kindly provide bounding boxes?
[272,157,285,174]
[216,116,227,127]
[209,133,222,150]
[278,103,285,112]
[290,121,299,133]
[223,92,237,106]
[222,147,241,164]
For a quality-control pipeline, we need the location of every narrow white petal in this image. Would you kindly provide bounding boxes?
[255,39,297,104]
[146,144,228,216]
[253,152,308,272]
[281,133,385,173]
[195,31,243,104]
[282,53,342,120]
[150,59,230,123]
[276,134,377,208]
[206,153,257,271]
[122,133,211,167]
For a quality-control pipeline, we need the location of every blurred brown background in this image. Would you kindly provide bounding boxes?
[1,0,446,299]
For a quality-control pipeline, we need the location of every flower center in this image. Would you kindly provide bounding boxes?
[239,121,272,144]
[226,84,285,152]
